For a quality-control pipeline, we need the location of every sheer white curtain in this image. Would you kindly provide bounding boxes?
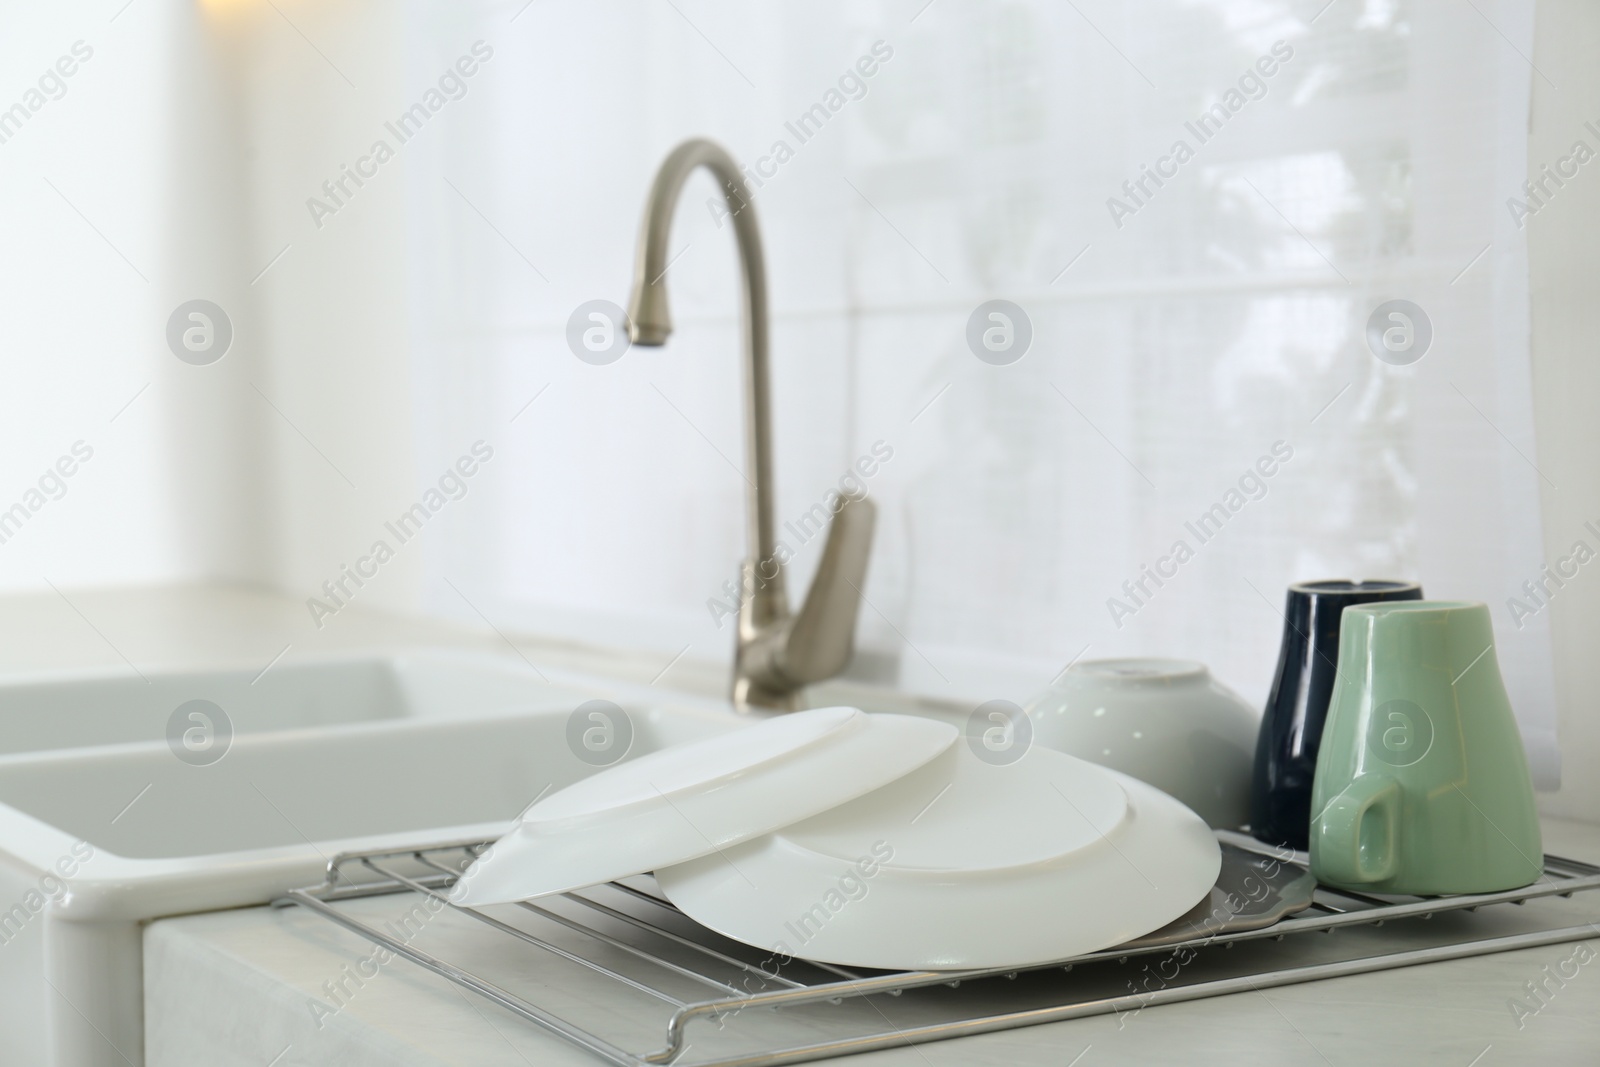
[403,0,1559,783]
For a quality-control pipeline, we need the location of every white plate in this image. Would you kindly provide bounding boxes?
[656,743,1220,970]
[451,707,958,904]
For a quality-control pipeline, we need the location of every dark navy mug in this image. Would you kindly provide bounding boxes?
[1250,579,1423,851]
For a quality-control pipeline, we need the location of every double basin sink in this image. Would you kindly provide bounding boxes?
[0,652,747,1066]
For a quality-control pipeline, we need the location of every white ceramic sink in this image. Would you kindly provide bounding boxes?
[0,660,744,1067]
[0,651,589,756]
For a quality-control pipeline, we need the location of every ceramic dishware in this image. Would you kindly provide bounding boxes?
[656,743,1220,970]
[1251,579,1422,850]
[1022,658,1258,829]
[452,706,957,904]
[1309,601,1542,895]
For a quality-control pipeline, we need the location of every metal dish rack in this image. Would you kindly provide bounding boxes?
[277,832,1600,1066]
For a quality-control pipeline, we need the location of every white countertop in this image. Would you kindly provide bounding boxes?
[0,582,957,719]
[0,583,722,694]
[3,584,1596,1065]
[141,816,1600,1066]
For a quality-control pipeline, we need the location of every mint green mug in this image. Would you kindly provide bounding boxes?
[1309,601,1541,894]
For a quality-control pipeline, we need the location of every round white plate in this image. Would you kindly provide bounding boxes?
[655,743,1220,970]
[451,707,958,904]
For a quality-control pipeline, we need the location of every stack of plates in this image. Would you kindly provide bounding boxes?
[452,706,1220,971]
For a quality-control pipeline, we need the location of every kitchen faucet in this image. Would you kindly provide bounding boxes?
[626,138,876,712]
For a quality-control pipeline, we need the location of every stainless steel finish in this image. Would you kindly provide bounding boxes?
[626,138,876,711]
[279,831,1600,1067]
[1117,839,1318,951]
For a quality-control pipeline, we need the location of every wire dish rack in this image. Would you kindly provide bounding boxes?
[277,832,1600,1067]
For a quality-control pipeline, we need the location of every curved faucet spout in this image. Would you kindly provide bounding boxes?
[626,138,875,712]
[626,139,784,618]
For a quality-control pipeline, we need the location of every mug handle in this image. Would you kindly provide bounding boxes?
[1315,774,1400,884]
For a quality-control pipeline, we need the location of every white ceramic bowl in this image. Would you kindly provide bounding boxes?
[1021,658,1258,829]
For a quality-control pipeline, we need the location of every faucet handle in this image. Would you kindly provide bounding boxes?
[780,493,877,684]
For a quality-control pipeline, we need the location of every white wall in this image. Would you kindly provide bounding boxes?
[0,0,422,629]
[1529,0,1600,822]
[1,1,1593,818]
[220,0,425,626]
[0,2,190,589]
[391,0,1566,783]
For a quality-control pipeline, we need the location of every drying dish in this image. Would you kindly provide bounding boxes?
[1115,839,1317,951]
[1022,658,1258,830]
[452,706,957,904]
[656,743,1220,970]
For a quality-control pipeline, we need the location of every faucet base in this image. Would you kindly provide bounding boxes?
[731,675,806,714]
